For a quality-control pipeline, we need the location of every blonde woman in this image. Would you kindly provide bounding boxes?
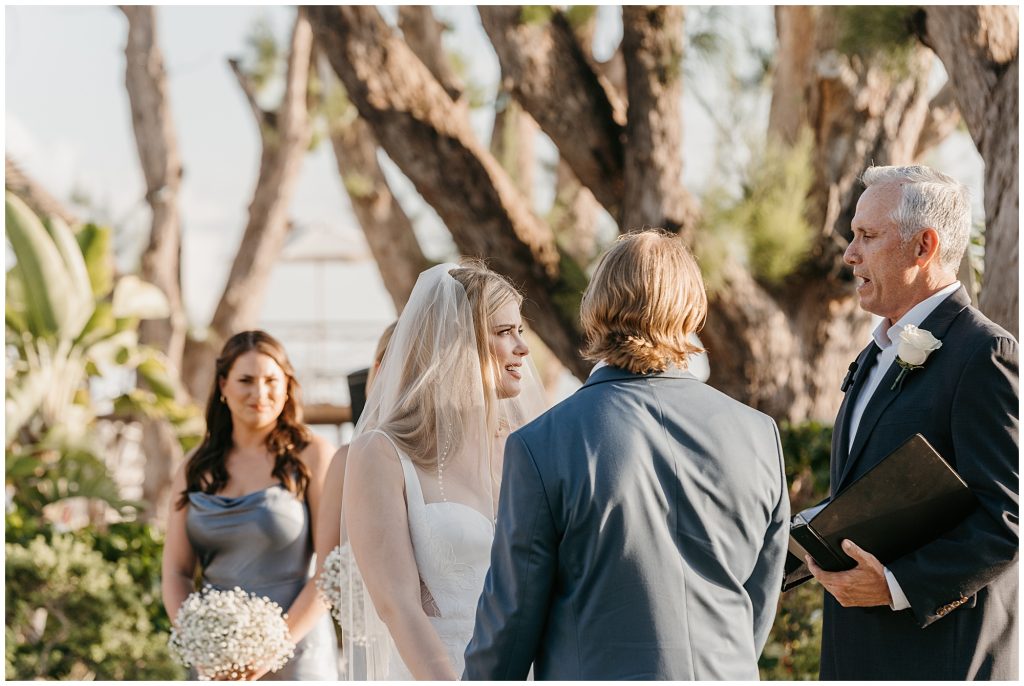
[337,262,546,680]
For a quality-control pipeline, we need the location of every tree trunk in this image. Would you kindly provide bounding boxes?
[913,82,962,159]
[308,5,591,379]
[921,6,1018,337]
[549,10,612,268]
[478,7,626,223]
[490,85,538,210]
[768,6,817,146]
[397,6,464,102]
[696,7,941,422]
[620,6,700,235]
[121,5,188,368]
[183,9,314,399]
[121,5,187,525]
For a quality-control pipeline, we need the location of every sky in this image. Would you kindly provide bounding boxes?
[5,5,985,404]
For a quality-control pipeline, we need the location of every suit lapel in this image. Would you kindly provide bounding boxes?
[832,342,879,491]
[837,287,971,490]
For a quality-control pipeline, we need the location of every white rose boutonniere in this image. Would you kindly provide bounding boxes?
[891,325,942,391]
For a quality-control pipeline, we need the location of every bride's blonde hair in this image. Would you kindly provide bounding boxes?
[375,261,522,470]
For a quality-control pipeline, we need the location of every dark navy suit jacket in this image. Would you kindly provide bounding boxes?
[465,365,790,680]
[822,287,1019,680]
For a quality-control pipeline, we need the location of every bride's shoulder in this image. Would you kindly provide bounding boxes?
[347,430,405,482]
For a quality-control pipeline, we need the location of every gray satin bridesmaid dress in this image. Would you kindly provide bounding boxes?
[186,483,338,680]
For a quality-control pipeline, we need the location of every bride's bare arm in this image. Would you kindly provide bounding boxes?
[345,433,458,680]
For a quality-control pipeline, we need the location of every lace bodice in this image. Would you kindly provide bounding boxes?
[374,431,494,679]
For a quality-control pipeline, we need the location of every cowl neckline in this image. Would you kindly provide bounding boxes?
[188,482,289,508]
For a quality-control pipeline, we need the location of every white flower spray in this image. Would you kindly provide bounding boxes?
[168,586,295,680]
[315,544,369,644]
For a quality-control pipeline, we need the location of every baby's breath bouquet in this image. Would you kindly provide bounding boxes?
[315,543,368,644]
[168,586,295,680]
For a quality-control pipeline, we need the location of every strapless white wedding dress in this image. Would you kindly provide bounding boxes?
[382,435,495,680]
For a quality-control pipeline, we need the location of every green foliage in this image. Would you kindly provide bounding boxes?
[699,130,815,286]
[759,421,834,680]
[75,223,115,298]
[549,249,590,332]
[5,195,200,516]
[520,6,554,25]
[779,419,833,511]
[834,6,921,74]
[243,16,280,93]
[5,514,184,680]
[760,582,825,680]
[563,6,597,31]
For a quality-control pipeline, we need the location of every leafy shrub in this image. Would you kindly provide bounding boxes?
[698,130,816,288]
[5,513,183,680]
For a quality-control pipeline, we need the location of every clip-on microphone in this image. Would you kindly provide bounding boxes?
[840,360,859,392]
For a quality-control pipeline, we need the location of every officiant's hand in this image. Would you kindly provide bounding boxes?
[806,540,893,608]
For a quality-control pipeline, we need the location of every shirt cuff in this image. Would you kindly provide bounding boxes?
[884,566,911,611]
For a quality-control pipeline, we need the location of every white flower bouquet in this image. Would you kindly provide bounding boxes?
[315,543,368,644]
[168,586,295,680]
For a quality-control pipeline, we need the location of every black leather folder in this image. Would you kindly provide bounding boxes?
[782,433,977,591]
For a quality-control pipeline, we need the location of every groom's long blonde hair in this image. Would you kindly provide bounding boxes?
[581,230,707,374]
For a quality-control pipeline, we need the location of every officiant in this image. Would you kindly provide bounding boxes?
[810,165,1018,680]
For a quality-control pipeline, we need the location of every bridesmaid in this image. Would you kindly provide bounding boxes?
[162,330,338,680]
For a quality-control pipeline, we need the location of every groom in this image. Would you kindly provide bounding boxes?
[464,230,790,679]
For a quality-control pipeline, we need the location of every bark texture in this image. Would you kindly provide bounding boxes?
[922,6,1018,337]
[121,5,187,524]
[398,6,464,101]
[490,86,538,210]
[478,7,626,222]
[121,5,187,368]
[621,6,700,234]
[308,5,590,379]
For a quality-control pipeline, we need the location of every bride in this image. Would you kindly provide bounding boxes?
[338,261,546,679]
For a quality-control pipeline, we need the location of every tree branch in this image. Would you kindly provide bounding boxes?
[307,5,591,379]
[4,156,78,227]
[397,6,464,101]
[478,6,626,223]
[913,81,961,159]
[120,4,186,365]
[621,6,700,235]
[227,58,277,133]
[186,7,315,399]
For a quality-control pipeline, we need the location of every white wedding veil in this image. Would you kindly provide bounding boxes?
[335,262,546,679]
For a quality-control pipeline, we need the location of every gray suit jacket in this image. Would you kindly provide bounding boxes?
[822,287,1019,680]
[464,365,790,680]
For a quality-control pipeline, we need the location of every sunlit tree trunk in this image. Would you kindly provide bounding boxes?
[922,6,1019,337]
[121,5,187,524]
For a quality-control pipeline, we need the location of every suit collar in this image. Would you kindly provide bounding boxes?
[836,286,971,489]
[582,363,700,389]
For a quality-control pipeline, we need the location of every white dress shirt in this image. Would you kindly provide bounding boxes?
[846,281,961,611]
